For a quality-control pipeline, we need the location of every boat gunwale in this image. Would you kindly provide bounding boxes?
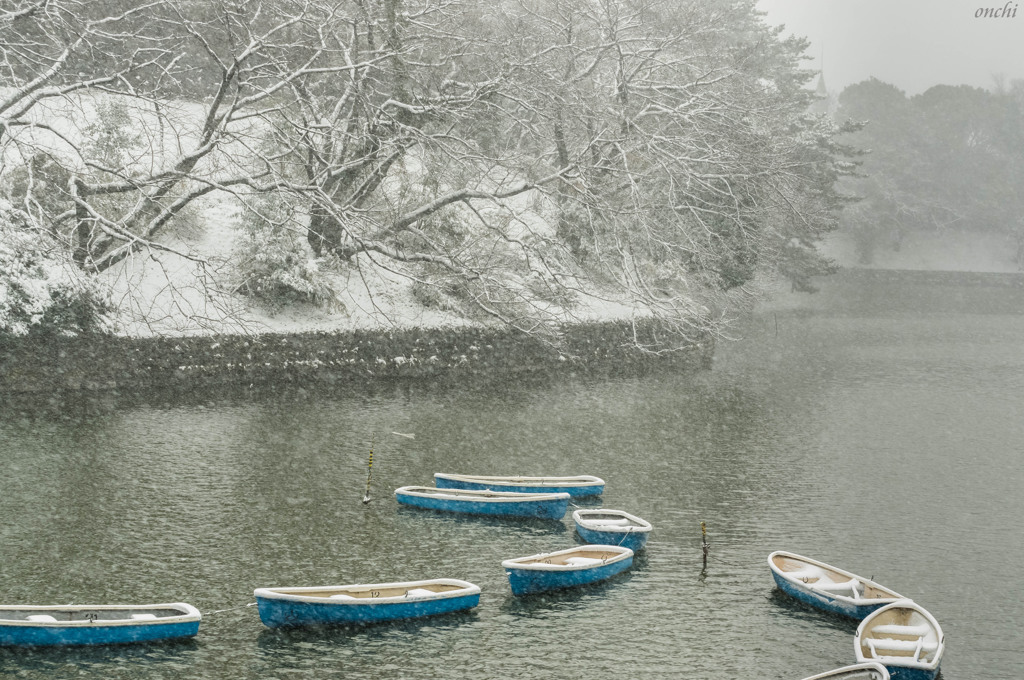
[0,602,201,628]
[572,509,652,534]
[768,550,903,604]
[501,545,634,572]
[799,661,891,680]
[433,473,604,488]
[394,485,571,503]
[854,599,944,672]
[253,578,481,605]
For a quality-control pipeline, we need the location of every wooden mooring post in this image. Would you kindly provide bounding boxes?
[362,434,374,504]
[701,521,709,569]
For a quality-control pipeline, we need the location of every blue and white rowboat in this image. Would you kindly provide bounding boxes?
[254,578,481,628]
[0,602,201,646]
[855,600,944,680]
[394,486,570,519]
[769,551,903,619]
[800,662,891,680]
[572,509,652,552]
[434,473,604,497]
[502,544,634,596]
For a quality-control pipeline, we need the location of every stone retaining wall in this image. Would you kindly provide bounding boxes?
[0,320,713,394]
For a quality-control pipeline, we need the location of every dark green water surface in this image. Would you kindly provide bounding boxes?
[1,271,1021,679]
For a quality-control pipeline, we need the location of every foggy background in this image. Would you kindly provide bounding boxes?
[756,0,1024,94]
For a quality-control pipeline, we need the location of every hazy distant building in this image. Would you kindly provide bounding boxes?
[809,71,835,116]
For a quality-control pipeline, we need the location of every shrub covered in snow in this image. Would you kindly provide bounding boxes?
[231,195,343,311]
[0,200,110,337]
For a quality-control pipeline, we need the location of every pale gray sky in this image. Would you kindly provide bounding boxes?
[756,0,1024,95]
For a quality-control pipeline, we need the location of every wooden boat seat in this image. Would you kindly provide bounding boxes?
[130,613,158,620]
[867,637,939,658]
[405,588,436,598]
[812,578,860,594]
[786,566,826,581]
[26,614,58,623]
[871,623,931,637]
[565,557,603,566]
[583,518,631,528]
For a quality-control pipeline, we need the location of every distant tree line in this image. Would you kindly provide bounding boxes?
[835,77,1024,265]
[1,0,854,345]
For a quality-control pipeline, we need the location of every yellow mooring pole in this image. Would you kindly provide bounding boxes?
[362,434,374,504]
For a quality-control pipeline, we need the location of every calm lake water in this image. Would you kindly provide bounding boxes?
[1,270,1022,679]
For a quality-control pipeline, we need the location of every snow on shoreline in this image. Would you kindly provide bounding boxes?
[104,210,1019,337]
[102,193,645,337]
[821,229,1020,274]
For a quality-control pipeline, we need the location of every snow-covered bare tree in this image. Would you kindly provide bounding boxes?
[244,0,855,343]
[0,0,185,332]
[493,0,856,326]
[2,0,382,330]
[237,0,583,333]
[1,0,853,342]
